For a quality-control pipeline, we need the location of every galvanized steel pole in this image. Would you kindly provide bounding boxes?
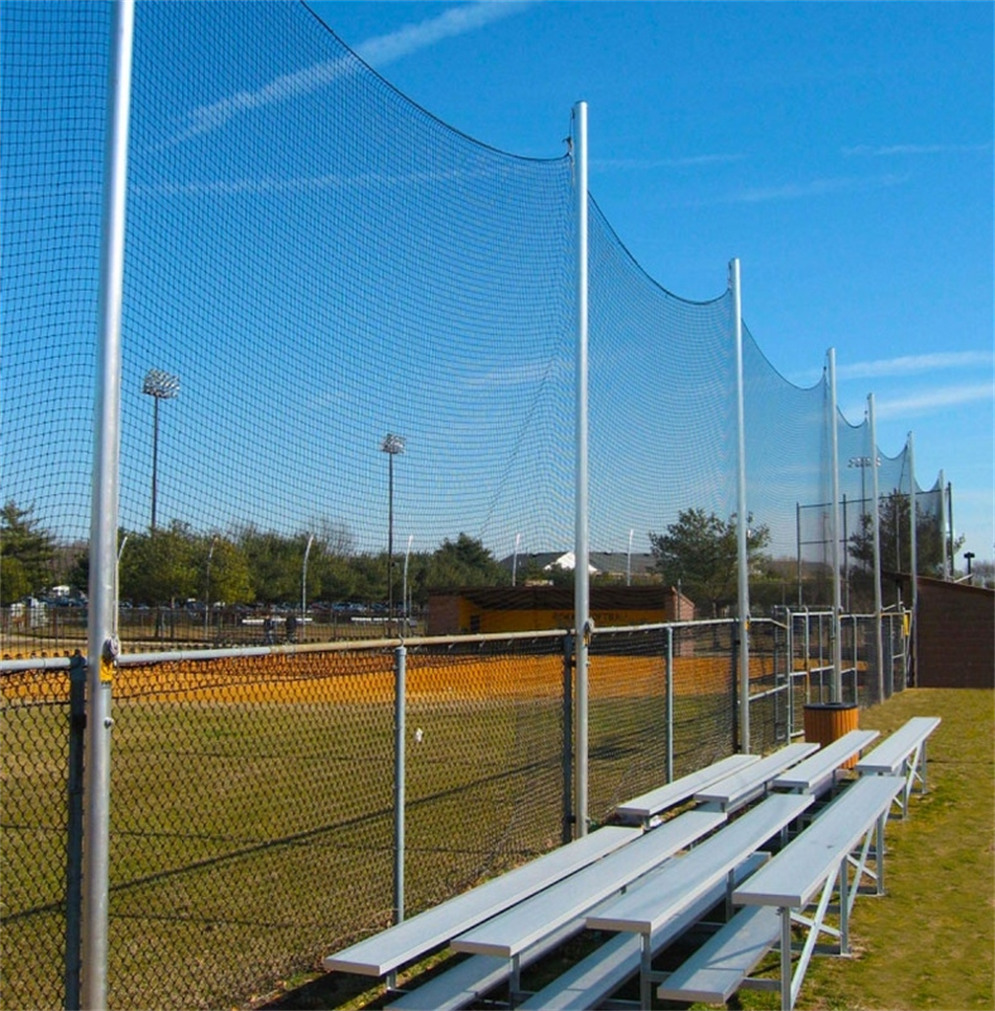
[827,349,844,702]
[84,1,134,1005]
[572,100,590,837]
[868,395,885,702]
[731,259,751,752]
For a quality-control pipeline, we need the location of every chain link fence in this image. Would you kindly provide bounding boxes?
[1,612,909,1011]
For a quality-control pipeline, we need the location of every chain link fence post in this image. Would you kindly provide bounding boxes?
[561,633,573,843]
[64,652,86,1011]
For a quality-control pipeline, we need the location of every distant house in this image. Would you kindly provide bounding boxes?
[500,550,658,583]
[427,584,694,636]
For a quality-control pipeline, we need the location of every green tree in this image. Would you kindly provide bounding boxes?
[0,500,56,599]
[649,508,770,616]
[848,489,963,579]
[119,522,198,605]
[198,535,253,606]
[1,556,31,605]
[235,526,304,605]
[425,534,508,590]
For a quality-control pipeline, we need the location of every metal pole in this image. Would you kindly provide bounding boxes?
[562,634,574,845]
[65,652,87,1010]
[301,534,314,640]
[947,482,955,579]
[868,395,885,705]
[827,349,843,702]
[84,2,134,1005]
[572,101,590,837]
[908,433,918,614]
[150,396,159,531]
[388,453,394,631]
[666,626,674,782]
[731,258,750,752]
[938,470,949,580]
[393,645,406,924]
[796,503,803,606]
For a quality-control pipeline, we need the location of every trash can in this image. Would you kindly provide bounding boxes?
[803,702,860,768]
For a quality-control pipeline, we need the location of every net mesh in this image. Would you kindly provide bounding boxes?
[2,1,944,622]
[0,3,939,1008]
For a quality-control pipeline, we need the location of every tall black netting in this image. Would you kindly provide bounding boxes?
[1,2,939,1008]
[119,2,576,563]
[588,200,737,560]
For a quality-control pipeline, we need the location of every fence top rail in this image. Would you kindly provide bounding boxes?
[1,654,73,673]
[1,608,907,674]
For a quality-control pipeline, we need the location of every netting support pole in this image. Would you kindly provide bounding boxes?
[572,100,590,837]
[827,349,843,703]
[907,432,918,676]
[730,258,750,753]
[665,626,674,782]
[938,469,949,580]
[393,645,406,925]
[65,653,87,1010]
[868,395,885,705]
[84,2,134,1007]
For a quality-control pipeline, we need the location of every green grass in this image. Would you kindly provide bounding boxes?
[781,687,994,1011]
[262,687,993,1011]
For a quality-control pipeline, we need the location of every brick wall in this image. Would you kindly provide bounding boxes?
[915,578,994,688]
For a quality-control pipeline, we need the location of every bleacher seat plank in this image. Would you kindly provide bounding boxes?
[588,793,812,936]
[385,913,581,1011]
[453,807,725,959]
[614,754,760,824]
[773,729,879,794]
[323,825,639,976]
[656,905,780,1003]
[518,852,769,1011]
[855,717,941,776]
[693,742,819,811]
[733,775,903,909]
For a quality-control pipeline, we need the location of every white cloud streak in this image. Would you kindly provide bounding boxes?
[874,383,994,419]
[837,351,995,380]
[842,142,993,157]
[729,172,908,204]
[593,153,747,170]
[354,1,531,66]
[171,2,532,144]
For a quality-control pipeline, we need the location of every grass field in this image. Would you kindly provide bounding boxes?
[261,687,994,1011]
[2,643,745,1011]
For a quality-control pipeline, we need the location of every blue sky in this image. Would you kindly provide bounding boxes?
[307,0,994,562]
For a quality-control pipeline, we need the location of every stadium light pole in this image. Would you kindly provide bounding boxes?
[381,434,405,634]
[142,368,179,531]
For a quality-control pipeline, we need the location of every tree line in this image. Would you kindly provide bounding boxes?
[1,494,971,614]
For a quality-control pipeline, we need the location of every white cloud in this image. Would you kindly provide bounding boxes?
[355,2,531,66]
[593,154,747,171]
[837,351,995,380]
[874,383,994,419]
[842,142,993,157]
[171,2,532,144]
[730,173,908,204]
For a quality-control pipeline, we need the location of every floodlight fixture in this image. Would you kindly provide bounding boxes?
[142,368,179,531]
[381,433,405,456]
[142,368,180,400]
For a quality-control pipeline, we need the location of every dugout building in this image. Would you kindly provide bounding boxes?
[426,585,694,636]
